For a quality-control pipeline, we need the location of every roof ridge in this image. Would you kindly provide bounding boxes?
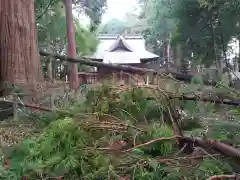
[108,36,134,52]
[97,34,144,40]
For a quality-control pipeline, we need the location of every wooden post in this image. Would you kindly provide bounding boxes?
[112,73,115,84]
[146,75,149,86]
[64,83,69,105]
[128,73,131,85]
[13,93,18,121]
[120,71,124,85]
[120,71,123,81]
[65,74,68,83]
[50,94,55,109]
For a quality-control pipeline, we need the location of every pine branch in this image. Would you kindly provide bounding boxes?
[37,0,55,20]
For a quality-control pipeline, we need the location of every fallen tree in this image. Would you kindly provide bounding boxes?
[149,94,240,106]
[39,51,217,86]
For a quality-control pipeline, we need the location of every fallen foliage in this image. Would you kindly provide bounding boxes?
[0,83,239,179]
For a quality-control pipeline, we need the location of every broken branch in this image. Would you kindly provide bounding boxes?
[39,51,216,86]
[123,135,240,160]
[124,136,178,152]
[206,175,240,180]
[179,136,240,160]
[146,94,240,106]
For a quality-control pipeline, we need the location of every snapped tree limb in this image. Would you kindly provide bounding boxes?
[39,51,217,86]
[206,175,240,180]
[147,94,240,106]
[179,136,240,160]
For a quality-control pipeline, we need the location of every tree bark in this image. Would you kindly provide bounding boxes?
[172,45,177,65]
[163,40,168,70]
[210,9,222,77]
[167,33,171,63]
[238,37,240,72]
[64,0,79,89]
[175,44,182,72]
[46,59,53,80]
[0,0,43,95]
[40,51,218,86]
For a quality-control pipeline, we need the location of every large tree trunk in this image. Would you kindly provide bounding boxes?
[0,0,43,95]
[64,0,79,89]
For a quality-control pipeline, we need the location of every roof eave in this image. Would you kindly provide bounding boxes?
[141,57,160,63]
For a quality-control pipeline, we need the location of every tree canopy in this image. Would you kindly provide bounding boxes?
[35,0,105,79]
[97,18,127,34]
[36,0,105,55]
[99,0,240,70]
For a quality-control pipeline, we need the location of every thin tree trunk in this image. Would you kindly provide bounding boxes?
[64,0,79,89]
[0,0,43,95]
[47,59,53,80]
[52,60,56,82]
[60,64,66,80]
[211,1,222,77]
[179,45,185,72]
[211,24,222,76]
[238,37,240,72]
[163,40,168,71]
[172,45,177,65]
[220,32,232,83]
[175,44,182,72]
[167,33,171,63]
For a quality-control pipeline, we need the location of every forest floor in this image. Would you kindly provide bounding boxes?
[0,77,239,179]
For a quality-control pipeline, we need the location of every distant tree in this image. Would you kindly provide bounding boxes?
[37,1,98,81]
[172,0,240,74]
[97,18,127,34]
[139,0,176,68]
[124,12,146,34]
[138,0,240,75]
[72,0,107,31]
[64,0,79,89]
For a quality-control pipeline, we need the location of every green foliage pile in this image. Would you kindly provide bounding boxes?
[0,118,231,180]
[0,84,236,179]
[7,118,117,179]
[84,84,175,123]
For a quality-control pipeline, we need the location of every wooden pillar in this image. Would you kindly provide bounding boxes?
[146,75,149,85]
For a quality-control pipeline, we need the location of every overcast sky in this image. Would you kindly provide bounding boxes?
[102,0,138,22]
[75,0,138,26]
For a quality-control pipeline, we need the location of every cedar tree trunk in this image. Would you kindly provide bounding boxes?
[64,0,79,89]
[0,0,43,95]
